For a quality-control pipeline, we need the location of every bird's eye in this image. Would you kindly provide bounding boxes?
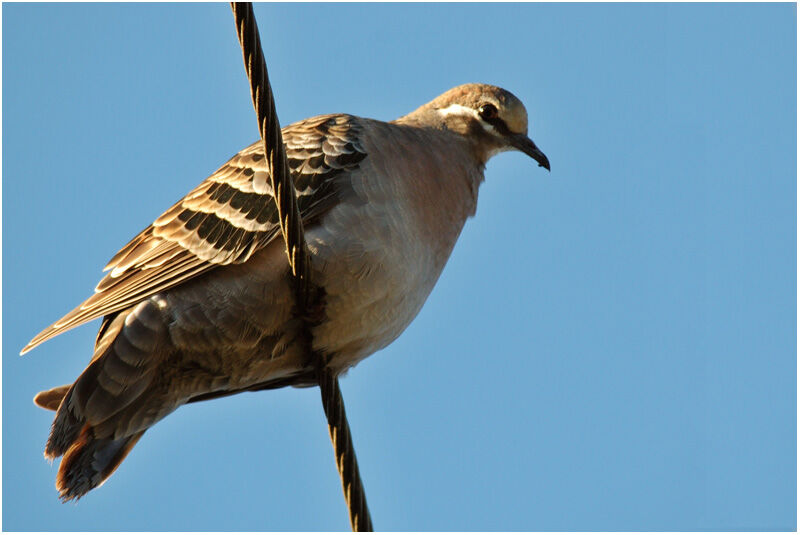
[478,104,498,120]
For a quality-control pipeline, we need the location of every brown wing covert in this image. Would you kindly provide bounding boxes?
[22,114,367,354]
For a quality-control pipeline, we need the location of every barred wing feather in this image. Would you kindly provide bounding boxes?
[22,114,367,354]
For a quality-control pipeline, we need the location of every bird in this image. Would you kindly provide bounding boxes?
[23,83,550,501]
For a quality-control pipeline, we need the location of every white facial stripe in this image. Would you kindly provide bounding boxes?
[436,103,478,118]
[436,103,497,134]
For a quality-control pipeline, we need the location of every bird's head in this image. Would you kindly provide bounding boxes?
[400,83,550,171]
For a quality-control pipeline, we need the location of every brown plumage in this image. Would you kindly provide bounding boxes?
[25,84,549,501]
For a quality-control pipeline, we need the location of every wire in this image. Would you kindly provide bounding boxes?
[230,3,373,531]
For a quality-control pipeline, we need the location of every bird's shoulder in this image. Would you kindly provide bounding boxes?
[108,113,371,279]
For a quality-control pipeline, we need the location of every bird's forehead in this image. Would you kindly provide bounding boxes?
[431,84,529,135]
[495,95,528,135]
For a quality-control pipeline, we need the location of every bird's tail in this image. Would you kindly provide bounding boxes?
[55,425,144,501]
[35,382,146,502]
[33,303,173,501]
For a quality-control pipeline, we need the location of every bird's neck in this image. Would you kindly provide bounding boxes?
[393,109,497,168]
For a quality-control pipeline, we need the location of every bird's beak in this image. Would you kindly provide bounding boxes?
[511,134,550,171]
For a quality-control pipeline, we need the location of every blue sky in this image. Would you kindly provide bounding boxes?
[3,3,795,531]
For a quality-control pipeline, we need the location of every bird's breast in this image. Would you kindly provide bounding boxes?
[307,122,482,371]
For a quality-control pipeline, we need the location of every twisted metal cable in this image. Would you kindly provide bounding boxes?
[230,2,307,291]
[230,3,373,531]
[317,365,374,532]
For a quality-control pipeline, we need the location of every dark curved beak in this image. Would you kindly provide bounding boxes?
[511,134,550,171]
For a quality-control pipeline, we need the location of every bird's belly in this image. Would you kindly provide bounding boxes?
[306,205,449,372]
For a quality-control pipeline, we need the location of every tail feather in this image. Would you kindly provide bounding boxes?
[35,384,83,461]
[43,367,102,460]
[34,385,71,412]
[56,426,144,502]
[33,301,173,501]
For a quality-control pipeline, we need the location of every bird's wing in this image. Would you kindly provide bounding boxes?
[23,114,367,354]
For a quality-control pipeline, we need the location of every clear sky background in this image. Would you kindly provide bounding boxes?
[2,3,796,531]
